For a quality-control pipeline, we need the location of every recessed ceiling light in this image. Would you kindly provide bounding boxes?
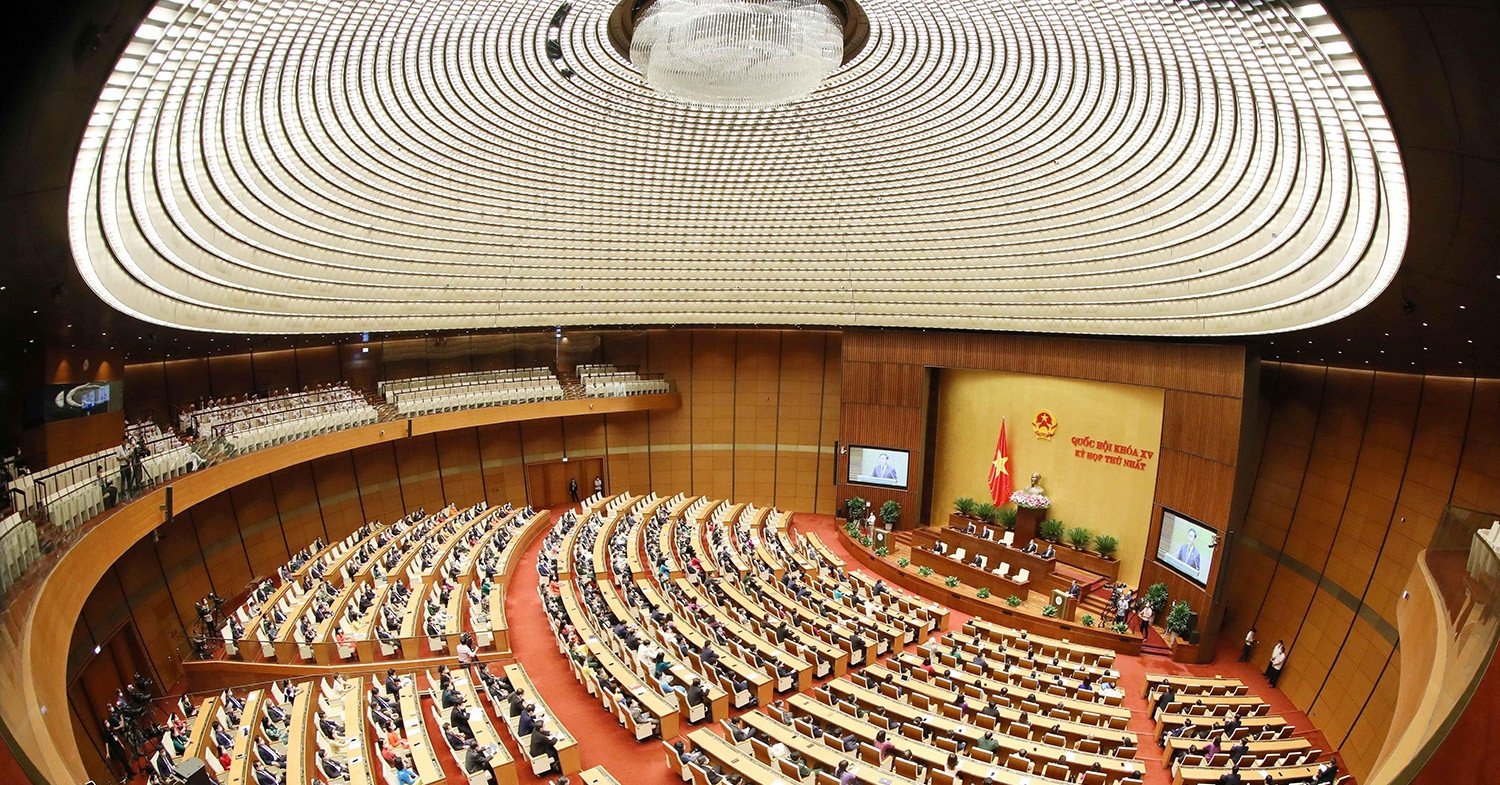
[1468,340,1474,344]
[1422,322,1429,327]
[1459,305,1466,309]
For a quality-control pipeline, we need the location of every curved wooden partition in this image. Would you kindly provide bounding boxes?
[837,527,1142,655]
[4,393,677,785]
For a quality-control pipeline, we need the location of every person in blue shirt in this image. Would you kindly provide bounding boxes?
[396,759,418,785]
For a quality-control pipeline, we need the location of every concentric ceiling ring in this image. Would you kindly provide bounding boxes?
[68,0,1406,335]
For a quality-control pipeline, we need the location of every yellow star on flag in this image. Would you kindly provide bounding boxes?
[992,455,1009,475]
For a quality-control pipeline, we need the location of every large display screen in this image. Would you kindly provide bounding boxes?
[1156,508,1216,585]
[22,380,124,428]
[846,445,910,490]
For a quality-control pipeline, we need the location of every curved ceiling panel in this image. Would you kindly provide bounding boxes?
[67,0,1407,336]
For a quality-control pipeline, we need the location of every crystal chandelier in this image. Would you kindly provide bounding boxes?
[630,0,846,108]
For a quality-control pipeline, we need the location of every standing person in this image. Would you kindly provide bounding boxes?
[1265,641,1287,687]
[593,476,604,496]
[1240,627,1258,662]
[1139,601,1155,638]
[567,477,579,503]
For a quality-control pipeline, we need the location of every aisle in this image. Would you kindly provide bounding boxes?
[502,505,681,784]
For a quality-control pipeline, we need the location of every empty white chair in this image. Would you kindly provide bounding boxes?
[993,562,1010,578]
[1013,568,1030,586]
[1000,531,1015,547]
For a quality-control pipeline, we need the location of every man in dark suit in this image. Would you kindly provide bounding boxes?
[529,729,558,766]
[685,679,707,707]
[1216,764,1243,785]
[450,702,475,739]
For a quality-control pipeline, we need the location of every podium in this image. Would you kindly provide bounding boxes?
[1050,588,1077,622]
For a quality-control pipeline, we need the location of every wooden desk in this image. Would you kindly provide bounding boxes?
[910,546,1032,601]
[445,670,518,785]
[686,727,784,783]
[556,580,680,738]
[965,618,1117,668]
[784,692,1086,785]
[1175,762,1320,785]
[397,676,446,785]
[596,573,729,721]
[1163,735,1311,764]
[826,677,1144,780]
[1155,713,1287,741]
[223,690,264,785]
[578,765,623,784]
[284,687,312,785]
[503,663,581,775]
[860,665,1137,756]
[1143,674,1247,698]
[890,652,1132,729]
[182,694,220,763]
[343,681,376,785]
[671,577,813,693]
[932,527,1064,586]
[740,710,925,785]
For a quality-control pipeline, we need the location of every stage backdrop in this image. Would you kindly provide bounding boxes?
[931,369,1165,585]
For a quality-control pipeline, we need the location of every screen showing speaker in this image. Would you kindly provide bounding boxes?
[1156,508,1216,586]
[846,445,910,490]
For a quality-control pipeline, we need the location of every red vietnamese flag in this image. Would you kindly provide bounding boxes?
[988,420,1013,506]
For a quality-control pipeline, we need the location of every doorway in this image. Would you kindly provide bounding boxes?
[524,457,606,508]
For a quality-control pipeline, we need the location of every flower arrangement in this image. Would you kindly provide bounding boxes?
[1005,595,1022,607]
[917,566,934,577]
[1081,614,1095,628]
[859,535,874,547]
[977,587,992,599]
[875,546,889,557]
[943,576,961,588]
[1111,622,1130,634]
[1009,490,1051,510]
[896,557,910,568]
[1041,604,1059,618]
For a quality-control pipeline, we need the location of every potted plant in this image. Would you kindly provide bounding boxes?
[880,500,901,529]
[859,535,874,548]
[875,546,888,557]
[1038,519,1066,542]
[1112,622,1130,634]
[846,497,869,525]
[1146,582,1170,615]
[954,497,979,518]
[1166,600,1194,641]
[1006,595,1022,607]
[1042,604,1058,618]
[977,587,991,599]
[917,566,934,577]
[897,557,910,568]
[1081,613,1095,628]
[975,502,998,526]
[1066,526,1092,550]
[1093,534,1119,560]
[943,576,960,588]
[996,506,1019,531]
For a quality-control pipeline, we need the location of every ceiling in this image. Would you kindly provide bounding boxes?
[0,0,1493,372]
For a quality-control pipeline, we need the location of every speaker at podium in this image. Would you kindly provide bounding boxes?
[1050,588,1077,621]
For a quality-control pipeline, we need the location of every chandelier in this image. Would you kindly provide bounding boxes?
[630,0,846,108]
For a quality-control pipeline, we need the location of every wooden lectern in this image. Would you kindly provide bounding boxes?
[1050,588,1077,621]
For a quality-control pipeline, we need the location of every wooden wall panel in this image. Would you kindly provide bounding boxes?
[190,494,253,597]
[152,519,212,637]
[270,463,327,548]
[162,357,212,410]
[111,539,182,684]
[476,423,527,506]
[691,331,736,501]
[123,361,168,421]
[433,429,484,508]
[393,434,445,512]
[339,344,381,392]
[294,345,341,387]
[251,349,300,393]
[350,443,404,524]
[207,354,254,398]
[309,452,365,538]
[1162,390,1244,465]
[604,411,651,495]
[230,478,288,578]
[1224,363,1500,780]
[645,331,694,493]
